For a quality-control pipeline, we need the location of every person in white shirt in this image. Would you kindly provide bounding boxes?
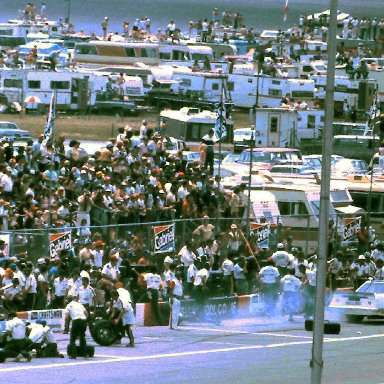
[374,259,384,280]
[258,260,280,315]
[143,266,162,325]
[280,269,302,321]
[270,243,294,275]
[26,320,62,357]
[24,267,37,310]
[51,270,68,309]
[4,311,32,362]
[2,278,23,311]
[77,276,95,311]
[222,255,234,295]
[303,258,317,320]
[101,255,120,283]
[233,256,247,295]
[350,255,370,289]
[169,267,184,329]
[192,258,210,319]
[163,256,175,297]
[65,299,89,358]
[110,288,135,347]
[186,260,198,295]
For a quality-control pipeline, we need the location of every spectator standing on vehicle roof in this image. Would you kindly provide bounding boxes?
[201,129,215,174]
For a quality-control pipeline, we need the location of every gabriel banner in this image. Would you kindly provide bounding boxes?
[342,217,361,241]
[153,224,175,254]
[250,222,270,248]
[49,231,72,259]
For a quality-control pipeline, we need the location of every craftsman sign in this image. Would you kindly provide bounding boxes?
[343,217,361,241]
[250,222,270,248]
[153,224,175,254]
[49,231,72,258]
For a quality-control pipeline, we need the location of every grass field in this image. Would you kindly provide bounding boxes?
[2,110,252,141]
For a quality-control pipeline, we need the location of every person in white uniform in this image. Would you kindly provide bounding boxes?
[110,288,135,347]
[169,267,184,330]
[280,269,302,321]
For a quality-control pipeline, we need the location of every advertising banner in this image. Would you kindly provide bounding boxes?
[343,217,362,241]
[49,231,72,259]
[153,224,175,254]
[250,222,270,248]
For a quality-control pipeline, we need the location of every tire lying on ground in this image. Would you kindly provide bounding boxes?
[89,320,120,346]
[0,349,6,363]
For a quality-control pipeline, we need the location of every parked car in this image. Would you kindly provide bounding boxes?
[233,128,254,153]
[269,165,318,175]
[302,155,322,171]
[331,158,368,177]
[0,121,31,144]
[329,279,384,322]
[237,147,303,170]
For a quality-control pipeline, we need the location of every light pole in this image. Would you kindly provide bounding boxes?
[65,0,71,22]
[311,1,337,383]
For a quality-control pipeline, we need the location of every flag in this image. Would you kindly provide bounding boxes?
[42,92,55,147]
[283,0,289,22]
[214,88,227,140]
[364,85,381,135]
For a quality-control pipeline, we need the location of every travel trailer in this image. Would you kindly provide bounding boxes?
[227,74,315,109]
[252,107,324,147]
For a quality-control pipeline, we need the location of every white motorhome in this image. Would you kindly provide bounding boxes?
[227,74,315,108]
[0,19,63,38]
[253,107,324,147]
[0,68,144,110]
[159,44,213,66]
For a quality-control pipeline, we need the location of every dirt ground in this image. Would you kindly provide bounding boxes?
[2,110,252,141]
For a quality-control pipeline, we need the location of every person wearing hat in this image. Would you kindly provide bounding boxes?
[163,256,175,298]
[350,255,370,289]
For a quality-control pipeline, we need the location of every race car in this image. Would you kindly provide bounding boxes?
[329,279,384,322]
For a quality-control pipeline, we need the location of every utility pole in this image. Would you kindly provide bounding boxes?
[310,1,337,383]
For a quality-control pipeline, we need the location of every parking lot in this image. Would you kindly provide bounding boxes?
[1,316,384,384]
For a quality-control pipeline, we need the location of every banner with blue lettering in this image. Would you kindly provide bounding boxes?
[250,222,270,248]
[153,224,175,254]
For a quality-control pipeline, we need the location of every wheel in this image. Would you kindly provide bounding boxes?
[345,315,364,323]
[89,319,119,346]
[67,344,77,359]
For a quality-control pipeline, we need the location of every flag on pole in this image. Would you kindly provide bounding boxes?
[364,85,381,135]
[42,92,55,147]
[214,88,227,140]
[283,0,289,22]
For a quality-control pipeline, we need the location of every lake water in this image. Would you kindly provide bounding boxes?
[1,0,383,35]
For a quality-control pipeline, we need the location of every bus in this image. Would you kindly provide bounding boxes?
[74,41,160,66]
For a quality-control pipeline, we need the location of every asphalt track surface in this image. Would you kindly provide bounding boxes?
[1,316,384,384]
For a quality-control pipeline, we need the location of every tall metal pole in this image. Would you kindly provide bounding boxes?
[311,1,338,383]
[66,0,71,22]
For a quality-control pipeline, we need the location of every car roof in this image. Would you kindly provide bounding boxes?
[243,147,300,153]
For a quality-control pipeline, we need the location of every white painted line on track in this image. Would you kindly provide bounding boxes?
[2,332,384,373]
[181,326,315,339]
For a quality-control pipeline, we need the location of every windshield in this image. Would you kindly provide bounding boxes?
[357,281,384,294]
[234,130,253,136]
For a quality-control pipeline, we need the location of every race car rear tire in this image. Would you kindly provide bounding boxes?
[0,349,6,363]
[90,320,119,346]
[345,315,364,323]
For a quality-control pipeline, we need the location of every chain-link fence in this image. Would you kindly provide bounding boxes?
[2,207,383,262]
